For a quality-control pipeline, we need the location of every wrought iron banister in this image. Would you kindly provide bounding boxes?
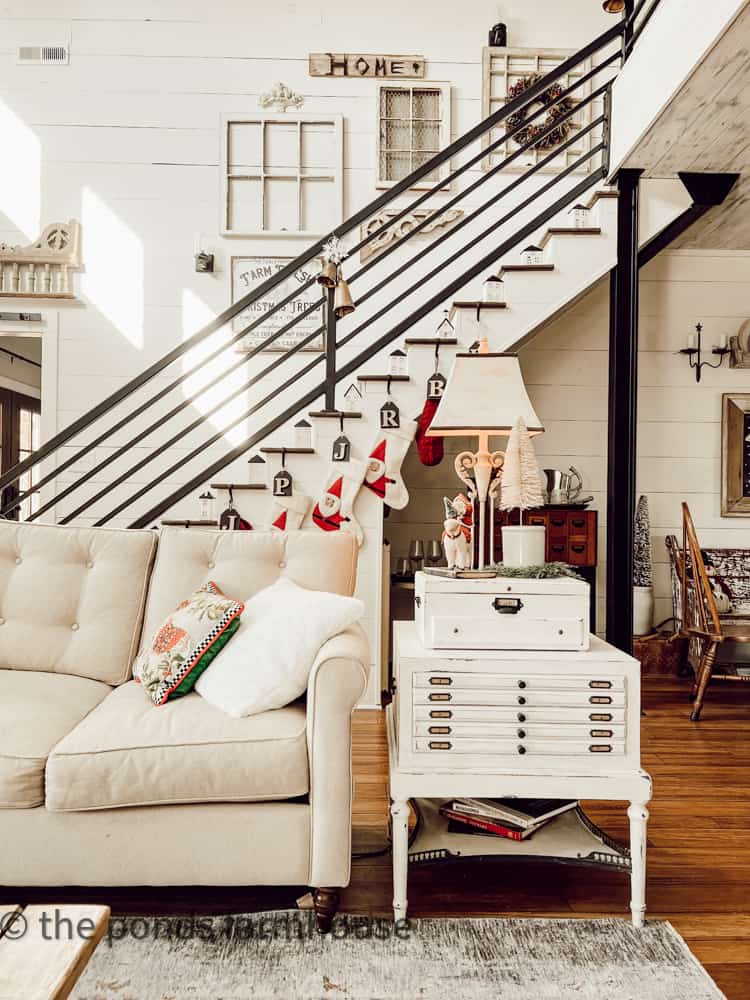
[0,12,651,527]
[0,18,624,496]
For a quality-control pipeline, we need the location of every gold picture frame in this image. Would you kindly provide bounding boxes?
[721,392,750,516]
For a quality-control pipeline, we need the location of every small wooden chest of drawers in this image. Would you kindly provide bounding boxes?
[393,621,640,774]
[493,508,598,566]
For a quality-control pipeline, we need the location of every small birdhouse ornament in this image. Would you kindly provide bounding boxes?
[482,273,505,304]
[389,348,408,377]
[246,453,266,486]
[522,245,544,265]
[294,419,312,449]
[198,491,216,521]
[342,383,363,413]
[436,309,455,339]
[569,203,589,229]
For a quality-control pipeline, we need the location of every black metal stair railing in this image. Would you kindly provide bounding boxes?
[0,13,643,528]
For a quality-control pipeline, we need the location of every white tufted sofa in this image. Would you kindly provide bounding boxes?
[0,522,368,930]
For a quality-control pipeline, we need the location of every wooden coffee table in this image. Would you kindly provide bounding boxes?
[0,904,110,999]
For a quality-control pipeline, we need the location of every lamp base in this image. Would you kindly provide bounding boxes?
[423,567,497,579]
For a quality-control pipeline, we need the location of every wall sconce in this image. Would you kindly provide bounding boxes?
[679,322,730,383]
[194,232,215,273]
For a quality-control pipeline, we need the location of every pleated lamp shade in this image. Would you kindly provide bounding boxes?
[426,350,543,437]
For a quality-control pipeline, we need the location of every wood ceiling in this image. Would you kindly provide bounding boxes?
[623,3,750,249]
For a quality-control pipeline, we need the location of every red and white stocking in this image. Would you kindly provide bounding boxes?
[311,458,366,545]
[363,419,417,510]
[268,493,311,532]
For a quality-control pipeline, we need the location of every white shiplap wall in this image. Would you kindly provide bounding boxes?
[0,0,611,530]
[389,250,750,633]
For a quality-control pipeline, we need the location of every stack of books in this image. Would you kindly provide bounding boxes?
[439,797,578,842]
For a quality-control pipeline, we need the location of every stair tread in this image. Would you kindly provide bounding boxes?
[539,226,601,249]
[499,264,554,274]
[404,337,458,346]
[260,446,315,454]
[308,410,363,418]
[210,483,267,490]
[161,519,217,527]
[357,374,410,382]
[451,301,507,309]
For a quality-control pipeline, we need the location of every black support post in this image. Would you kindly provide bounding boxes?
[606,168,642,653]
[324,286,337,411]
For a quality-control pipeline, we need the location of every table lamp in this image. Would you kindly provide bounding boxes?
[426,338,544,571]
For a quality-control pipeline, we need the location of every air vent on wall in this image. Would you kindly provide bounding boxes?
[17,46,69,65]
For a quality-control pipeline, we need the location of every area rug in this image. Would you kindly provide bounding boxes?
[72,912,726,1000]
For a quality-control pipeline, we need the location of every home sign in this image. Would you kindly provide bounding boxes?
[309,53,425,78]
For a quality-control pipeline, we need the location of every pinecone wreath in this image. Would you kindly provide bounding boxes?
[505,74,575,150]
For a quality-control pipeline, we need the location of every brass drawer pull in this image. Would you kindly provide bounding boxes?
[428,726,451,735]
[590,712,612,722]
[571,544,585,555]
[428,692,452,702]
[551,517,565,527]
[589,680,612,689]
[590,729,613,738]
[589,744,613,753]
[429,676,452,686]
[429,741,452,750]
[589,696,612,704]
[429,709,452,719]
[493,597,524,614]
[572,518,585,529]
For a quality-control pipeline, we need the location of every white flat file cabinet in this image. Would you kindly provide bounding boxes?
[388,621,653,927]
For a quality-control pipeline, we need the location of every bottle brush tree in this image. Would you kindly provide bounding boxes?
[633,494,653,588]
[500,416,544,522]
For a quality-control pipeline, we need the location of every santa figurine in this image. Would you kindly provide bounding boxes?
[364,439,396,500]
[312,476,351,532]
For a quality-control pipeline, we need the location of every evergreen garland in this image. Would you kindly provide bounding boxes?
[633,494,653,587]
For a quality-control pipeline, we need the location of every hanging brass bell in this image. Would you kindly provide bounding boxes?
[318,260,338,287]
[334,276,356,318]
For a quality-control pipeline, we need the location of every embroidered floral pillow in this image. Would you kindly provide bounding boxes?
[134,581,244,706]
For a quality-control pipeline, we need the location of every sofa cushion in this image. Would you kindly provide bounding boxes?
[0,668,111,808]
[0,521,157,684]
[45,680,309,811]
[140,529,357,653]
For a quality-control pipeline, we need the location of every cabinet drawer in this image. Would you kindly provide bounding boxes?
[414,672,624,692]
[413,737,625,756]
[420,592,588,652]
[414,721,626,739]
[413,688,626,708]
[414,705,626,724]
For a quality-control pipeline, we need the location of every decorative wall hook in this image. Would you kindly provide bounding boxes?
[679,322,730,383]
[258,82,304,112]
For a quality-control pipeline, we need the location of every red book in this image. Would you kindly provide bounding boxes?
[439,805,539,841]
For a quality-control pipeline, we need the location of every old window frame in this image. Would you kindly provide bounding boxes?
[220,113,344,236]
[375,82,452,190]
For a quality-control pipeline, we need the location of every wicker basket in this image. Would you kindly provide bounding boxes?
[633,619,688,675]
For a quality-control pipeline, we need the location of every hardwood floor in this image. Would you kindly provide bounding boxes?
[345,675,750,999]
[4,676,747,996]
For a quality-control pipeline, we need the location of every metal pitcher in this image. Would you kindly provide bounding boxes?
[543,466,583,504]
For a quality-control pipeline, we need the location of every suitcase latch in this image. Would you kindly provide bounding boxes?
[492,597,524,614]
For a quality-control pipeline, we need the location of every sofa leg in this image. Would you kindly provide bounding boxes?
[312,887,340,933]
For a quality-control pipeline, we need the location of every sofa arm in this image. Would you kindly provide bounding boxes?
[306,622,369,888]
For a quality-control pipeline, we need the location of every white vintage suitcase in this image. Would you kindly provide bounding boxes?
[414,571,590,651]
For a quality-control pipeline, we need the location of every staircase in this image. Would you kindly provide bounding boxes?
[0,3,697,705]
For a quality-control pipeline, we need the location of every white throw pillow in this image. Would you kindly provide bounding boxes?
[195,577,364,717]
